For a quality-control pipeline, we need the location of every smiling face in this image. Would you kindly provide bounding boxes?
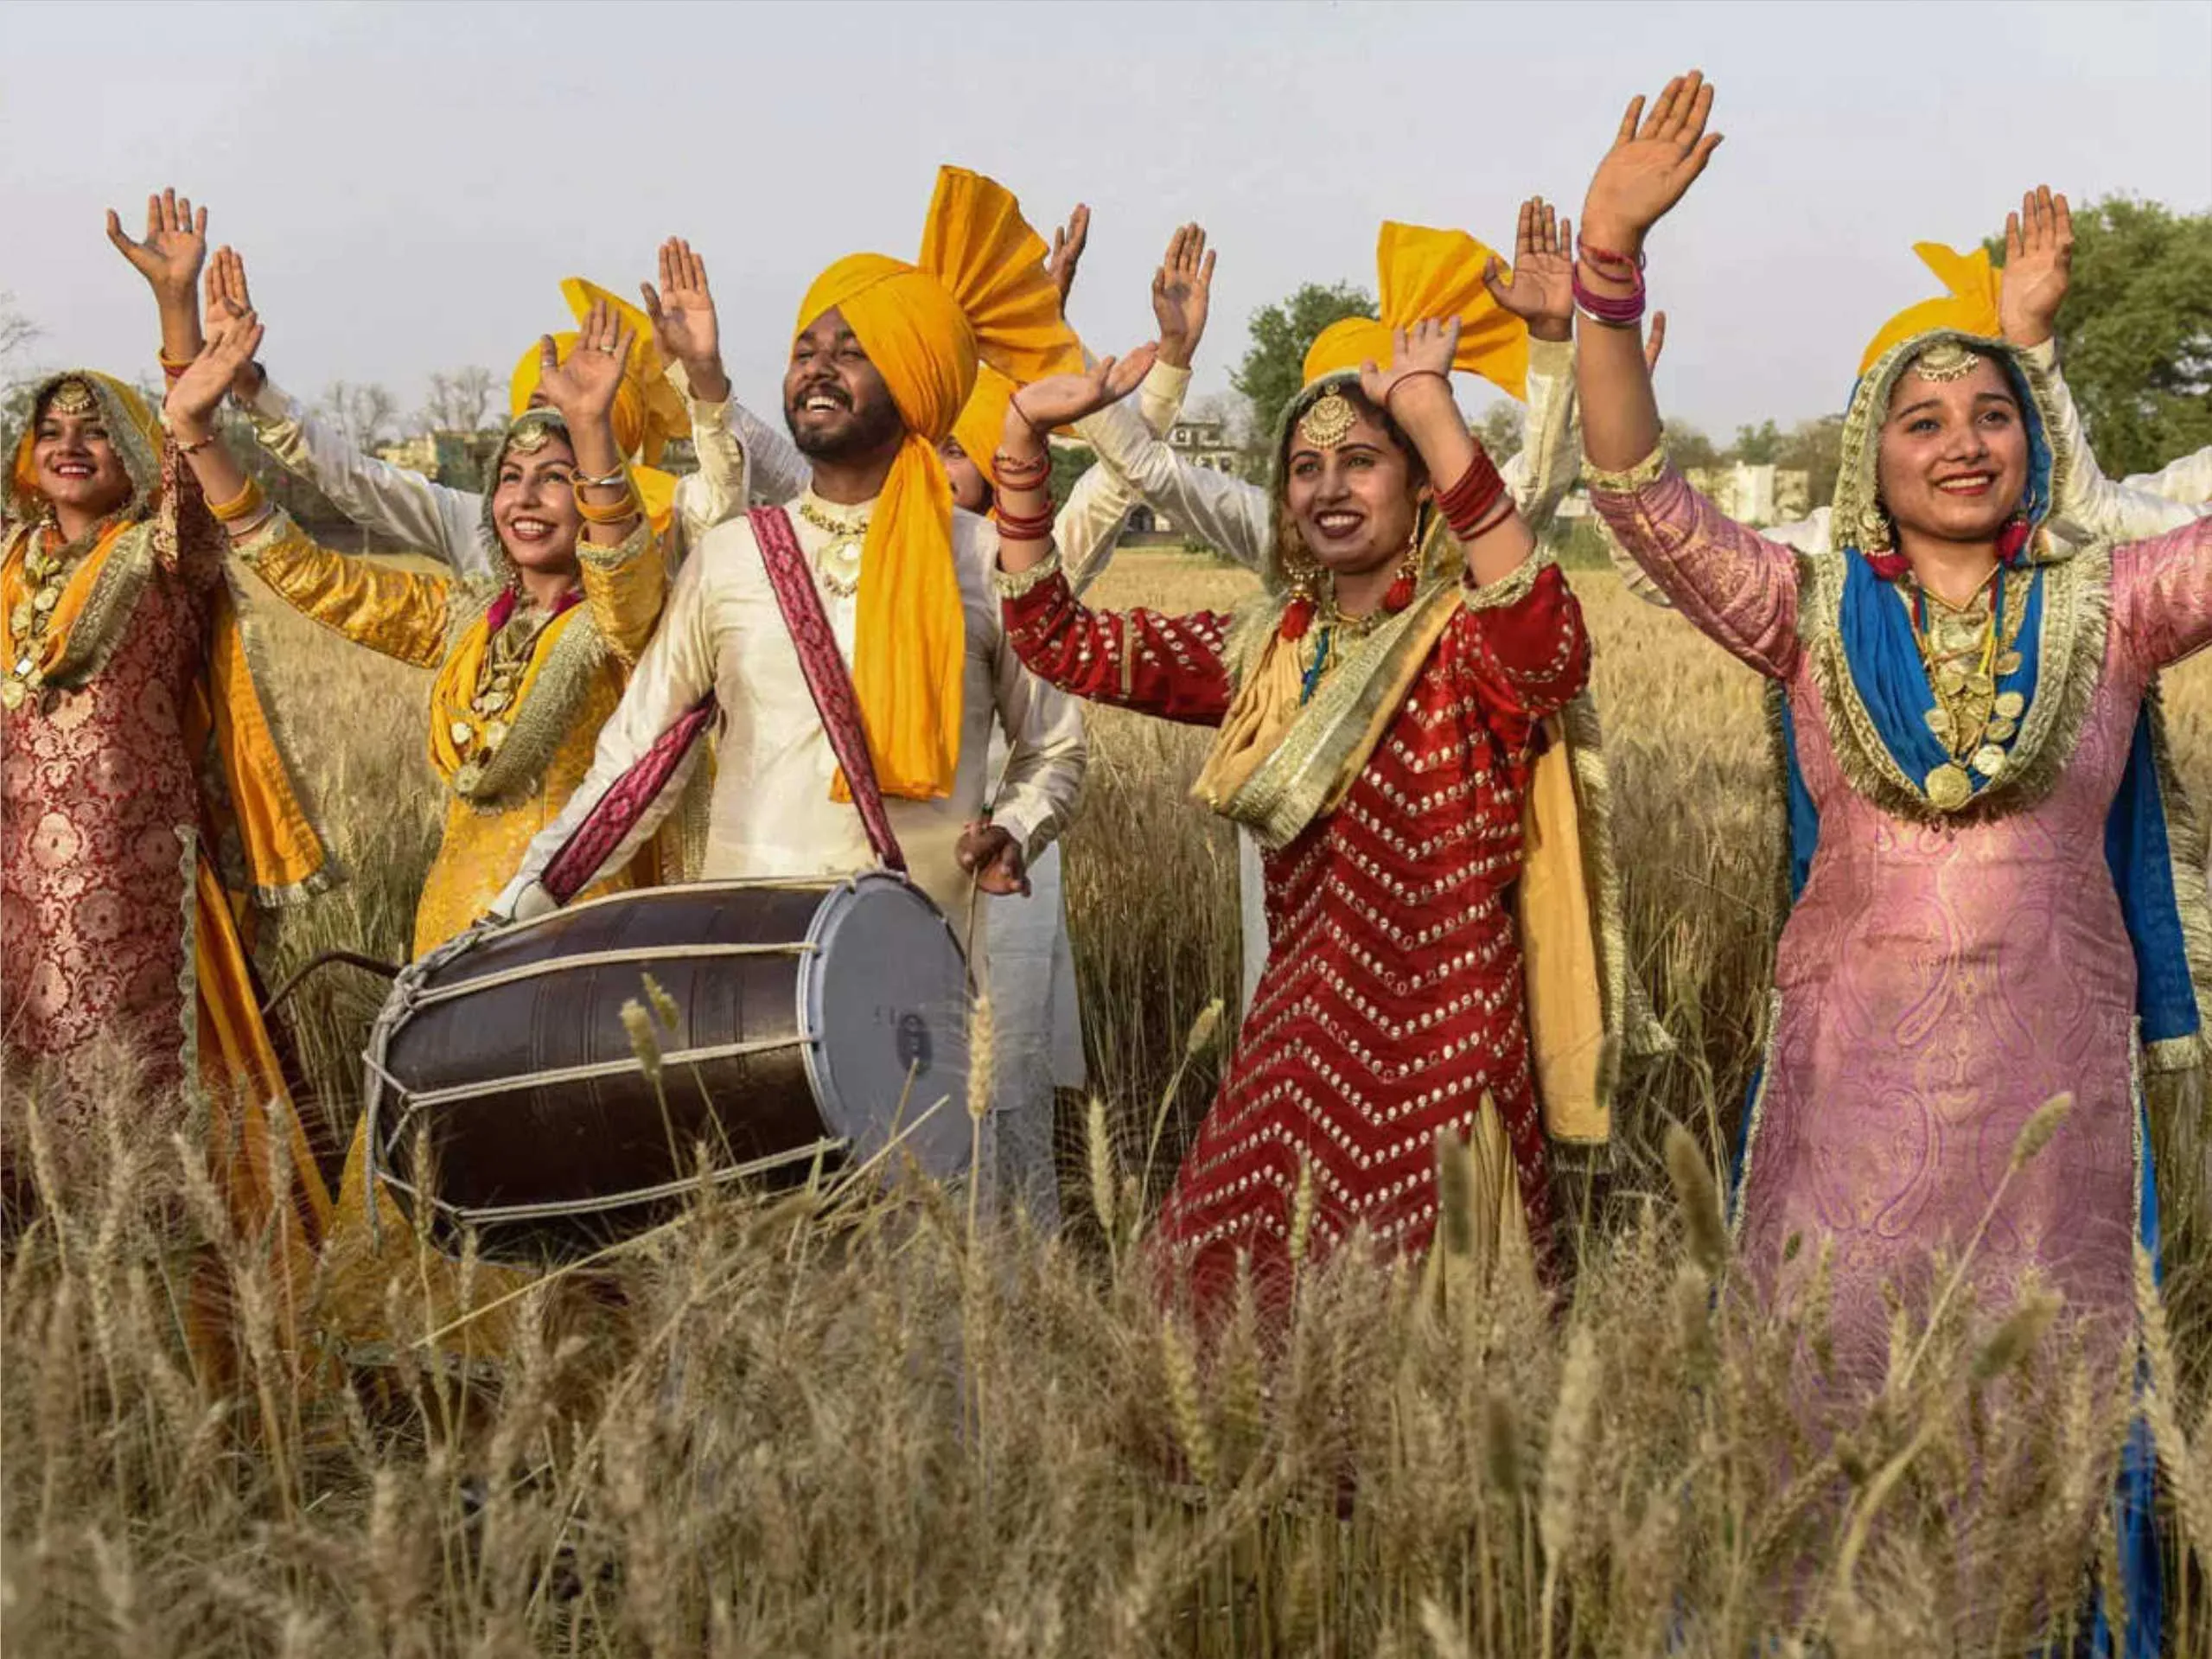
[1875,351,2031,546]
[785,307,905,465]
[489,426,583,576]
[30,384,133,525]
[939,435,991,512]
[1281,389,1425,580]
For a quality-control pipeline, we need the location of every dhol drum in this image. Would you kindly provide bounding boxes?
[361,874,974,1262]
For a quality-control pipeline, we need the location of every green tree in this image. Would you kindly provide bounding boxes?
[1231,281,1376,466]
[1989,195,2212,476]
[1731,418,1783,464]
[1049,443,1096,508]
[1665,422,1722,471]
[1476,402,1526,463]
[1777,413,1845,507]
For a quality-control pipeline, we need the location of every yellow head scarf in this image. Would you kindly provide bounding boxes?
[10,371,163,520]
[1858,243,2003,377]
[795,165,1081,801]
[1299,222,1531,399]
[508,278,692,465]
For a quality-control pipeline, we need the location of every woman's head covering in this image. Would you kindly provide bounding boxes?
[794,164,1081,801]
[1833,327,2067,575]
[508,278,692,468]
[9,370,164,522]
[477,407,578,564]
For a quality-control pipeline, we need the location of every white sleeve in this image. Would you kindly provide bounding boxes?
[1052,361,1194,589]
[1501,336,1578,536]
[2028,339,2200,544]
[728,396,811,505]
[492,539,722,920]
[2120,446,2212,512]
[239,374,492,579]
[1069,394,1272,583]
[666,368,750,559]
[978,527,1088,859]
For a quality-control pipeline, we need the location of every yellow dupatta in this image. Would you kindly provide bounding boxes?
[795,165,1083,801]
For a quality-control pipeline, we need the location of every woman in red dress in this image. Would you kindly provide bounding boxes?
[986,301,1594,1311]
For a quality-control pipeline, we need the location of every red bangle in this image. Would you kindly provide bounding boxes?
[1381,367,1452,409]
[992,505,1056,542]
[991,451,1051,490]
[1437,446,1506,539]
[1571,265,1647,329]
[1576,238,1646,273]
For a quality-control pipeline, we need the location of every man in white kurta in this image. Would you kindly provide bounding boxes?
[490,477,1087,1219]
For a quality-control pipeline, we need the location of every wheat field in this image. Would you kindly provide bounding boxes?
[3,552,2209,1656]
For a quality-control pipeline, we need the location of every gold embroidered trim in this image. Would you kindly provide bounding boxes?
[1461,542,1552,611]
[988,546,1062,600]
[440,586,609,810]
[23,519,161,689]
[2146,680,2212,1077]
[1580,437,1670,495]
[1560,689,1673,1068]
[220,566,341,908]
[1728,990,1787,1241]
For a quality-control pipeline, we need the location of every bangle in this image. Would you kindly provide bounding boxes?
[1463,496,1516,542]
[207,476,266,524]
[1571,265,1647,329]
[1437,447,1507,541]
[175,428,219,456]
[573,465,628,491]
[225,504,277,542]
[1575,238,1646,274]
[992,503,1057,542]
[157,347,195,380]
[991,450,1051,490]
[1381,368,1452,409]
[574,488,641,526]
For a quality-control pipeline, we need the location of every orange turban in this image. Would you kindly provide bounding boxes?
[795,165,1081,801]
[508,278,692,467]
[1858,243,2004,376]
[1300,222,1531,399]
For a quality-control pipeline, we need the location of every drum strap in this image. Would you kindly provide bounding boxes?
[749,505,908,874]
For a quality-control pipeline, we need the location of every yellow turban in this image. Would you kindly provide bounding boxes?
[1299,222,1531,399]
[508,278,692,468]
[795,165,1081,801]
[1858,243,2004,377]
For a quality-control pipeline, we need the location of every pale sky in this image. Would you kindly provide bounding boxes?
[6,0,2209,440]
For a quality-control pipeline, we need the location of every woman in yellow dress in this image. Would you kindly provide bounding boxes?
[165,298,676,1369]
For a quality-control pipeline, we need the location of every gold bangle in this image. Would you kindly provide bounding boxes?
[207,476,266,523]
[157,346,195,372]
[575,489,641,526]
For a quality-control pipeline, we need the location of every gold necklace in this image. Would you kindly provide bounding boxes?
[796,498,869,599]
[1911,567,2029,807]
[3,515,122,711]
[449,603,552,791]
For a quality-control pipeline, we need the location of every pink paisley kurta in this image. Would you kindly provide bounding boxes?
[1,521,212,1087]
[1591,466,2212,1386]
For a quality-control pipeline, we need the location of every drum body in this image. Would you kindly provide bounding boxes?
[363,875,972,1260]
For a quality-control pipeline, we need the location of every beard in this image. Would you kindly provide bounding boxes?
[787,393,905,463]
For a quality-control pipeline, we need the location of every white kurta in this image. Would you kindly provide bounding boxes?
[1066,337,1587,1012]
[724,366,1194,1099]
[494,494,1088,1219]
[241,368,751,574]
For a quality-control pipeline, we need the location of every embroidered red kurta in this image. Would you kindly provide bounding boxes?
[1003,563,1590,1304]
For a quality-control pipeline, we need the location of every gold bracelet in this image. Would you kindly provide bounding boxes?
[575,488,641,526]
[207,475,266,524]
[157,346,195,373]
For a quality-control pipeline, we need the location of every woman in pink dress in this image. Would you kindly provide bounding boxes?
[1571,74,2208,1645]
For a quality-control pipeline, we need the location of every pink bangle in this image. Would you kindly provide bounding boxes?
[1571,266,1647,329]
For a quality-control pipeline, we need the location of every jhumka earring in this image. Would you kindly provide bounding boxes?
[1383,517,1423,613]
[1280,553,1319,641]
[1858,498,1894,556]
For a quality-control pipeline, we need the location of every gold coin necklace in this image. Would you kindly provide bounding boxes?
[1911,566,2028,810]
[797,497,868,600]
[2,515,122,712]
[451,602,553,794]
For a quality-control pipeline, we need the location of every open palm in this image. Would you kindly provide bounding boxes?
[169,316,263,429]
[642,238,718,367]
[1581,72,1723,250]
[1012,345,1160,433]
[1998,187,2072,347]
[536,302,634,423]
[1482,196,1573,337]
[106,188,207,297]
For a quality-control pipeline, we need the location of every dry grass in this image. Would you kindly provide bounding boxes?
[4,553,2209,1656]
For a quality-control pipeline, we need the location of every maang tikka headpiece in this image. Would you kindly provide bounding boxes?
[1297,387,1357,451]
[1910,340,1982,383]
[46,379,99,418]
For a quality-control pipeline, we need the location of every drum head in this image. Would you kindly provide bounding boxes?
[800,873,974,1179]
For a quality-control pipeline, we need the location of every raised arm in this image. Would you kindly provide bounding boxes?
[206,248,492,576]
[1573,73,1802,678]
[107,188,207,373]
[979,565,1091,865]
[1058,222,1212,589]
[1480,196,1581,534]
[991,349,1240,724]
[642,237,751,546]
[2114,519,2212,672]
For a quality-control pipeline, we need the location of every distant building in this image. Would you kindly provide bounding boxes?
[1123,415,1242,537]
[1683,462,1811,527]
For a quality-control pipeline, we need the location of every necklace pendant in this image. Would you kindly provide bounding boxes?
[0,678,23,711]
[1995,650,2024,677]
[1925,762,1973,811]
[1923,705,1955,745]
[1971,744,2008,779]
[449,718,475,747]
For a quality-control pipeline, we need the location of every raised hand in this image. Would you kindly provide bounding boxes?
[1359,316,1463,412]
[1046,204,1091,313]
[1151,223,1217,370]
[1998,186,2073,348]
[167,314,264,436]
[106,188,209,300]
[535,300,634,425]
[641,237,728,399]
[1580,72,1723,256]
[1005,343,1161,437]
[204,246,267,401]
[1482,197,1574,344]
